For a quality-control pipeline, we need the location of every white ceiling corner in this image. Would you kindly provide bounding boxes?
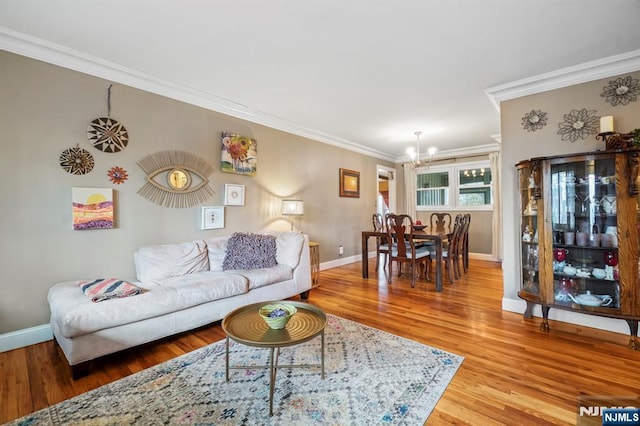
[485,49,640,110]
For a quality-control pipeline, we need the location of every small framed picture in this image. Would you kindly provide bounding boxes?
[201,206,225,229]
[224,184,245,206]
[339,168,360,198]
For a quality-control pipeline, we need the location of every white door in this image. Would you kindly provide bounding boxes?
[376,165,396,217]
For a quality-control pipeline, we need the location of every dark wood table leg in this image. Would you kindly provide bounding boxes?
[463,238,469,271]
[361,233,369,278]
[435,239,443,291]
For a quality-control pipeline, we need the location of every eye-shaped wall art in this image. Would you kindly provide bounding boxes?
[137,150,215,208]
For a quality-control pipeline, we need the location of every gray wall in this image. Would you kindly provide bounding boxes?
[0,50,394,333]
[501,71,640,305]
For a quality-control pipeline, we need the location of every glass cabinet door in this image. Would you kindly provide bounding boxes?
[549,154,620,311]
[518,162,540,297]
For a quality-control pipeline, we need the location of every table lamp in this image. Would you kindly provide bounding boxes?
[281,199,304,230]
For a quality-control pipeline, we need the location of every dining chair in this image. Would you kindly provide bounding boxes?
[430,212,452,234]
[385,213,430,288]
[451,214,471,278]
[426,214,463,283]
[372,213,389,271]
[461,213,471,273]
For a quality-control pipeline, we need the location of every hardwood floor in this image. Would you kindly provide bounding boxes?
[2,258,640,425]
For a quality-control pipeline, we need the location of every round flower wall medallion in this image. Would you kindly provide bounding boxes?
[87,117,129,153]
[557,109,599,142]
[107,166,128,184]
[60,145,95,175]
[600,75,640,106]
[521,109,548,132]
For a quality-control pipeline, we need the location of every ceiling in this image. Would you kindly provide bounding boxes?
[1,0,640,162]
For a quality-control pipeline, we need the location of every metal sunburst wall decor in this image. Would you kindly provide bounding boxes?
[107,166,129,184]
[600,75,640,107]
[557,108,599,143]
[60,144,95,175]
[87,84,129,153]
[521,109,548,132]
[88,117,129,153]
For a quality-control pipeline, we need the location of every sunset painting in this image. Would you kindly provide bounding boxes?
[72,187,114,230]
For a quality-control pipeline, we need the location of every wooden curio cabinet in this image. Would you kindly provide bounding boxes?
[516,149,640,349]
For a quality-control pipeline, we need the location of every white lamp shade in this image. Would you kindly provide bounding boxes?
[281,199,304,216]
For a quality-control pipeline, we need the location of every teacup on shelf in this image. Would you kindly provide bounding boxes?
[564,231,575,245]
[601,234,615,248]
[576,232,588,247]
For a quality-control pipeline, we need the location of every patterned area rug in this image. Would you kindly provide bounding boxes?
[8,315,463,425]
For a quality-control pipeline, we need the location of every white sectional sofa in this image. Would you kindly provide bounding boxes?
[47,231,312,378]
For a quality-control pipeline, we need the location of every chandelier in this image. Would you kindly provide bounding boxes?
[463,168,485,177]
[407,131,437,169]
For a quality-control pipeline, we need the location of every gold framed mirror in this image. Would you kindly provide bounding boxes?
[167,168,191,191]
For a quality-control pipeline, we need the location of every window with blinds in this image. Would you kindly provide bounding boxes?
[417,171,449,207]
[415,160,492,210]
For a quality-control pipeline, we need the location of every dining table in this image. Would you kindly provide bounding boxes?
[361,226,452,292]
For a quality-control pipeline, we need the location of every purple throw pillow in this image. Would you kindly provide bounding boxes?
[222,233,277,270]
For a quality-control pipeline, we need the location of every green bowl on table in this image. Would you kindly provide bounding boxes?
[259,303,297,329]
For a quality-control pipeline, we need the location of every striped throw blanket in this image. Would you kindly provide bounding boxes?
[78,278,143,302]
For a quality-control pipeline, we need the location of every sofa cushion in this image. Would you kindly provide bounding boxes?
[156,271,249,303]
[205,236,228,272]
[274,231,305,268]
[223,233,277,270]
[226,264,294,290]
[135,240,209,283]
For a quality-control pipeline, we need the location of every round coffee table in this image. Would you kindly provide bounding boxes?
[221,301,327,416]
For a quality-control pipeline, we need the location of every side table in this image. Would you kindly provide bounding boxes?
[221,301,327,416]
[309,241,320,288]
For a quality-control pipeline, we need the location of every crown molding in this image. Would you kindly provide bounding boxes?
[396,142,501,163]
[485,49,640,110]
[0,27,397,162]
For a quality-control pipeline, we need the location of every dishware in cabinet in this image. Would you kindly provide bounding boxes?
[550,155,620,309]
[517,160,544,299]
[516,150,640,349]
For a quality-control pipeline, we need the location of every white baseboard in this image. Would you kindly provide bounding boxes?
[502,297,629,335]
[0,324,52,353]
[320,254,362,271]
[320,251,497,272]
[469,252,496,262]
